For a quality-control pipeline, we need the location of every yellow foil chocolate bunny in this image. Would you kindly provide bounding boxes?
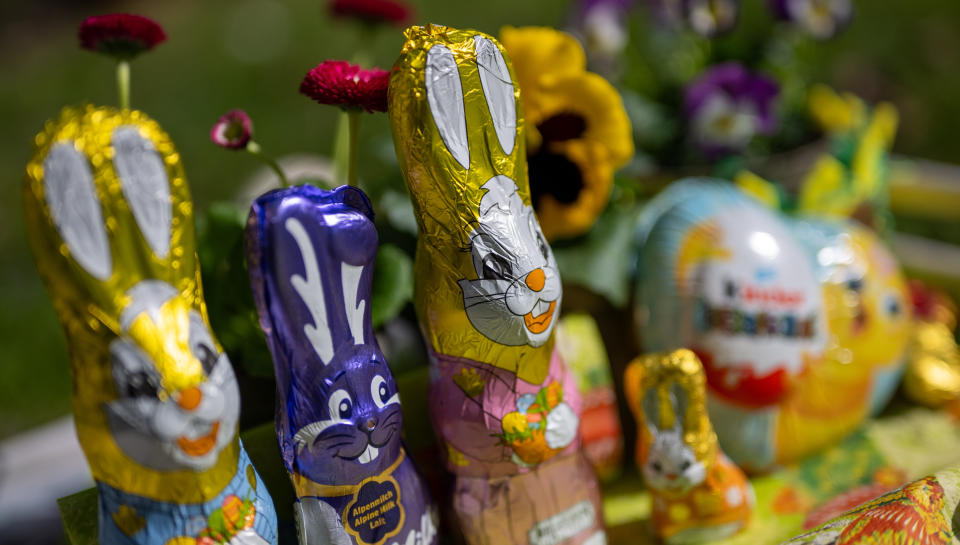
[23,106,276,544]
[389,25,604,545]
[625,349,752,543]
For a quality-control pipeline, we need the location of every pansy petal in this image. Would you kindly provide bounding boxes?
[536,72,634,167]
[499,26,586,118]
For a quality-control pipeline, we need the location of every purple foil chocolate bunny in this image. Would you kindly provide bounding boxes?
[246,184,438,545]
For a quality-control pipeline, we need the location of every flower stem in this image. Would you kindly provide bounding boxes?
[117,60,130,110]
[347,111,360,187]
[246,141,290,188]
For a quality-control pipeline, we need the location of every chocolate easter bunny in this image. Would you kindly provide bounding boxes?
[246,184,438,545]
[389,25,605,544]
[23,106,277,544]
[625,349,752,543]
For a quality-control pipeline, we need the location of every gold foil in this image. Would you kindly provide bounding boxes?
[23,105,239,502]
[904,321,960,407]
[624,349,718,469]
[388,25,554,384]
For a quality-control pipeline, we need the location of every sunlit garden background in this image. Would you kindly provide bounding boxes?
[2,0,960,543]
[3,0,959,440]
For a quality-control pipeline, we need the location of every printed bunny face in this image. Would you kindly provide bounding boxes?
[247,185,403,485]
[390,25,559,384]
[625,350,720,487]
[289,348,403,481]
[643,426,707,494]
[460,176,561,347]
[106,281,240,471]
[23,106,244,503]
[640,382,709,494]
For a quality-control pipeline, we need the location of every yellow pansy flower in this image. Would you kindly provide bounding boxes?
[500,26,634,240]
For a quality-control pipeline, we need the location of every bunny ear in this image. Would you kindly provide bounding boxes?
[426,43,470,169]
[641,386,661,432]
[285,216,335,366]
[669,383,688,432]
[333,185,374,220]
[42,142,112,280]
[474,35,516,155]
[112,126,173,259]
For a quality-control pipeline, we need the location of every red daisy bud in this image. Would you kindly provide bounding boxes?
[329,0,412,25]
[79,14,166,60]
[210,109,254,149]
[299,61,390,113]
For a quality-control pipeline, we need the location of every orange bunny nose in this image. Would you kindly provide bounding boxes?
[525,268,546,292]
[177,386,203,411]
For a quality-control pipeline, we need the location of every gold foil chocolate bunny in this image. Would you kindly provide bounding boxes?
[389,25,605,545]
[23,106,277,545]
[625,349,752,543]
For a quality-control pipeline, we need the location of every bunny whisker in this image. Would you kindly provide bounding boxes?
[465,297,506,309]
[323,441,357,451]
[317,432,356,441]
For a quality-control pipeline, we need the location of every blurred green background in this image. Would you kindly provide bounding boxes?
[1,0,958,440]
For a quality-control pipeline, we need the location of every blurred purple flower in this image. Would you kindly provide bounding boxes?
[579,0,634,57]
[683,0,739,37]
[769,0,852,39]
[581,0,635,11]
[647,0,684,26]
[685,62,779,156]
[211,109,253,149]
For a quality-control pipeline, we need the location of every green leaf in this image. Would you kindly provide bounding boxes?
[370,244,413,328]
[57,488,98,545]
[553,204,643,308]
[197,202,275,379]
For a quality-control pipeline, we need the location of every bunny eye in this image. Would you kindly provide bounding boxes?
[189,312,218,374]
[196,344,219,375]
[328,389,353,421]
[125,370,161,399]
[846,277,864,293]
[883,292,905,321]
[535,227,549,262]
[527,213,550,261]
[371,375,399,408]
[426,44,469,169]
[680,460,691,471]
[110,341,161,399]
[481,253,513,280]
[652,461,662,473]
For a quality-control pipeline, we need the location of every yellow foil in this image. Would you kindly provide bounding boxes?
[388,25,554,383]
[23,105,238,502]
[624,349,718,470]
[904,321,960,407]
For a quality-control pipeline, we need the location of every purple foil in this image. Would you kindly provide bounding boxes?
[246,184,437,545]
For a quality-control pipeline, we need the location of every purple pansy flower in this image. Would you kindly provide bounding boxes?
[210,109,253,149]
[685,62,779,156]
[683,0,740,37]
[579,0,635,56]
[769,0,853,39]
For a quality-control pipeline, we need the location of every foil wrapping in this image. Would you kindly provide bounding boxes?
[389,25,604,544]
[23,105,276,544]
[245,184,437,545]
[634,178,910,472]
[904,321,960,407]
[624,349,751,542]
[555,313,624,482]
